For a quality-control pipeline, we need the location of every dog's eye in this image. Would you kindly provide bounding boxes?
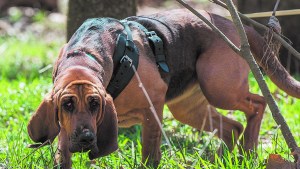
[89,98,100,112]
[63,99,75,112]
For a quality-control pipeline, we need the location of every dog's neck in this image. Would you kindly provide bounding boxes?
[55,18,127,88]
[54,50,113,88]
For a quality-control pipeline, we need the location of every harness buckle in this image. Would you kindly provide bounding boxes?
[120,55,133,66]
[146,31,157,37]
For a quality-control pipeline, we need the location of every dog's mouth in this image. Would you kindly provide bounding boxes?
[69,131,98,153]
[69,140,97,153]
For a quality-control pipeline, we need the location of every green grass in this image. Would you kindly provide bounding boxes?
[0,77,287,169]
[0,35,60,80]
[1,22,300,169]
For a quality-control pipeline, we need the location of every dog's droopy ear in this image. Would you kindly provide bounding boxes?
[27,92,60,144]
[89,94,118,159]
[52,44,67,82]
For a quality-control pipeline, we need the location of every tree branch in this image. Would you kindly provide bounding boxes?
[175,0,240,54]
[176,0,299,158]
[211,0,300,60]
[223,0,298,153]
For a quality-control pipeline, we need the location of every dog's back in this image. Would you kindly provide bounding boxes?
[127,9,222,101]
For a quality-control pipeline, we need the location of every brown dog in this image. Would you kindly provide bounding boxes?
[27,9,300,168]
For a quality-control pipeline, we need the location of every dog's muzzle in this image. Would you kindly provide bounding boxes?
[69,128,97,153]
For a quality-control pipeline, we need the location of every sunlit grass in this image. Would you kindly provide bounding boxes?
[1,72,299,168]
[0,35,61,80]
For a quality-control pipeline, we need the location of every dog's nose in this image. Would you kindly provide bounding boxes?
[79,129,95,143]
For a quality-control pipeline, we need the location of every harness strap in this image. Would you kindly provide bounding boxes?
[127,21,170,73]
[146,31,169,73]
[107,20,169,99]
[106,56,133,98]
[107,21,139,99]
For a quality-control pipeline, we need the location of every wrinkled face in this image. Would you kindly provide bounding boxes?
[58,82,104,153]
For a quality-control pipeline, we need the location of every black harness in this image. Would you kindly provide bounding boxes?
[107,20,169,99]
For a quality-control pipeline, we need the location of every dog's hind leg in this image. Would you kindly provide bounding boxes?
[237,93,266,151]
[195,37,266,152]
[167,84,243,151]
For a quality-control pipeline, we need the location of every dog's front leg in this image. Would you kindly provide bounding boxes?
[55,127,72,169]
[141,102,164,168]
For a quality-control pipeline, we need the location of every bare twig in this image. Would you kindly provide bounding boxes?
[272,0,281,16]
[176,0,299,160]
[192,129,218,167]
[132,65,173,151]
[224,0,298,161]
[23,140,51,161]
[176,0,240,54]
[241,9,300,18]
[211,0,300,60]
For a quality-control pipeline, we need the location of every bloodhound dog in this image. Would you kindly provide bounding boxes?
[27,9,300,168]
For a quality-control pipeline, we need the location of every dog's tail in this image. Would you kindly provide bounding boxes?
[247,27,300,98]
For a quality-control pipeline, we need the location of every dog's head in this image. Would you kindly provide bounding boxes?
[27,67,118,159]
